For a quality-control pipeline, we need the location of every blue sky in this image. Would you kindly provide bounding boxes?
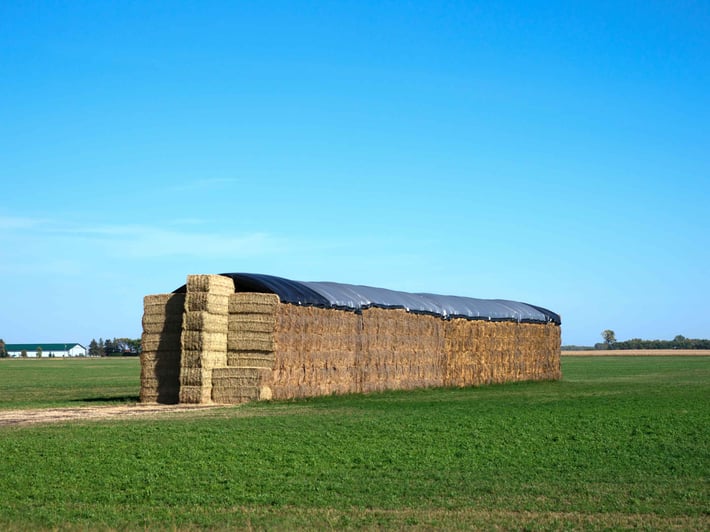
[1,1,708,346]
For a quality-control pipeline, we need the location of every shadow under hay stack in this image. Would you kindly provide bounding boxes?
[140,273,562,404]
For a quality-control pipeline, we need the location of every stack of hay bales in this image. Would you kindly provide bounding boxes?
[179,275,233,404]
[139,273,562,405]
[227,293,278,366]
[211,293,279,403]
[140,293,185,403]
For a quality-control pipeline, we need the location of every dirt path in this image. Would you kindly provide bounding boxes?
[0,404,219,428]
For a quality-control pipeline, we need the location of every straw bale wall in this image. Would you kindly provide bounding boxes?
[139,274,561,405]
[443,320,561,387]
[271,304,362,399]
[139,293,185,404]
[271,305,560,400]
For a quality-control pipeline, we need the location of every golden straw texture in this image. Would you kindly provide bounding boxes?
[139,293,185,404]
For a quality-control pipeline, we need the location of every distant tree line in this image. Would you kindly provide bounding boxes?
[88,337,141,357]
[605,335,710,350]
[587,331,710,350]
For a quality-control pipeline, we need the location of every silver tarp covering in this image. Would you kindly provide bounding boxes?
[303,282,559,323]
[175,273,561,324]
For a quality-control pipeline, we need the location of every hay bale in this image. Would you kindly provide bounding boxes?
[227,351,275,368]
[227,329,274,348]
[180,367,210,386]
[212,366,272,382]
[143,293,186,314]
[141,333,181,352]
[185,292,229,313]
[140,364,179,380]
[183,311,229,333]
[211,367,273,404]
[180,348,227,369]
[228,315,276,333]
[186,274,235,295]
[142,315,183,334]
[212,385,261,403]
[229,293,279,314]
[141,294,184,336]
[140,350,181,365]
[181,330,227,351]
[179,385,212,404]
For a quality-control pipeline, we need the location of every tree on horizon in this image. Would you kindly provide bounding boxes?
[601,330,616,349]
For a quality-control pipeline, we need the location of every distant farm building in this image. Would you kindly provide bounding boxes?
[140,274,562,404]
[5,343,87,358]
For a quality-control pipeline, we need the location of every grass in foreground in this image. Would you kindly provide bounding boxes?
[0,356,708,530]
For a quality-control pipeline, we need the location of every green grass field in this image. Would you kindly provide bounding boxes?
[0,357,139,409]
[0,356,708,530]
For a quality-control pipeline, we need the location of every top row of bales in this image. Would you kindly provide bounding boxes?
[140,274,561,404]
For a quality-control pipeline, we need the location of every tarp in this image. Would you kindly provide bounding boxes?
[175,273,560,325]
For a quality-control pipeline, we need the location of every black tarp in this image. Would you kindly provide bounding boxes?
[174,273,560,325]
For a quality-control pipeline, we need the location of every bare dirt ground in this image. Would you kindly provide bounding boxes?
[0,404,219,428]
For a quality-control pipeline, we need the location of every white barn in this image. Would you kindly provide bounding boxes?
[5,343,87,358]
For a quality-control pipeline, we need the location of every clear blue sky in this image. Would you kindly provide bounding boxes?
[1,1,708,346]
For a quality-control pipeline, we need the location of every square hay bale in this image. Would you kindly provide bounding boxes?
[183,311,229,333]
[186,274,235,295]
[227,351,275,368]
[179,385,212,404]
[140,350,181,365]
[227,334,274,352]
[141,333,181,352]
[180,348,227,369]
[143,293,186,314]
[229,293,279,314]
[212,385,262,404]
[212,366,272,384]
[142,316,183,335]
[185,292,229,313]
[211,366,273,404]
[228,315,276,333]
[180,367,211,387]
[140,365,181,380]
[142,309,183,323]
[180,330,227,351]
